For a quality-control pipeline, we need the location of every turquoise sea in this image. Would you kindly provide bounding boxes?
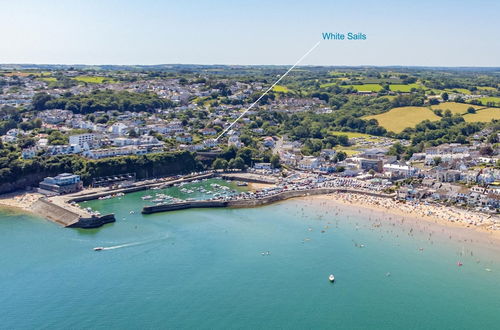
[2,180,500,329]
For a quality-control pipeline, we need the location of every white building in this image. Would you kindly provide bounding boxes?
[69,133,96,149]
[383,164,418,179]
[110,123,129,136]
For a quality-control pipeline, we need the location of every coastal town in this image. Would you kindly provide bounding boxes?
[0,65,498,230]
[3,1,500,328]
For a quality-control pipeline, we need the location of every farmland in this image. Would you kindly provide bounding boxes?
[431,102,484,115]
[339,84,383,92]
[463,108,500,122]
[475,97,500,107]
[72,76,116,84]
[272,85,290,93]
[364,106,440,133]
[389,83,422,92]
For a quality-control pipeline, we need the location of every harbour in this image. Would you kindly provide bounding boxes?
[2,196,500,329]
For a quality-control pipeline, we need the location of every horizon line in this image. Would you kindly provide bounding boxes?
[1,63,500,69]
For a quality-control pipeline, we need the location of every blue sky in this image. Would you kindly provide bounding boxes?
[1,0,499,66]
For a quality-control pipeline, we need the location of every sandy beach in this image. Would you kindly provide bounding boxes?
[0,179,498,249]
[0,191,42,212]
[309,192,500,243]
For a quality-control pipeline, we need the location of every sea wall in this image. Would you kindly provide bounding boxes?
[31,199,115,228]
[141,188,395,215]
[219,174,277,184]
[68,173,216,203]
[142,200,228,214]
[227,188,394,208]
[31,199,81,226]
[67,214,116,229]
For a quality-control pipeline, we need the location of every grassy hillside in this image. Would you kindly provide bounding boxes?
[340,84,383,92]
[365,106,440,133]
[463,108,500,122]
[72,76,116,84]
[272,85,290,93]
[431,102,484,115]
[389,83,422,92]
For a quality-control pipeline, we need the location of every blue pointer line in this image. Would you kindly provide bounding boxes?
[215,40,322,141]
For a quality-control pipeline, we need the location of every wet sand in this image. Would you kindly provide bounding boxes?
[304,193,500,249]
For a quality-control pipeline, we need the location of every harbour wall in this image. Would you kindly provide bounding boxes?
[31,199,115,228]
[141,188,395,215]
[68,173,216,203]
[67,170,273,203]
[142,200,227,214]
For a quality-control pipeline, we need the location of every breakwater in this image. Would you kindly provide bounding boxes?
[68,172,217,203]
[141,188,395,215]
[142,200,228,214]
[67,171,274,203]
[31,199,115,228]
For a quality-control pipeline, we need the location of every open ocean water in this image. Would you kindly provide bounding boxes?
[1,181,500,329]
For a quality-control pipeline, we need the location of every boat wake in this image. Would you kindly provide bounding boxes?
[93,235,169,251]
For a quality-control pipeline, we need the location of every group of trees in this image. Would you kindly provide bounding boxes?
[32,90,174,114]
[281,112,387,142]
[210,145,280,170]
[397,115,485,146]
[0,150,200,191]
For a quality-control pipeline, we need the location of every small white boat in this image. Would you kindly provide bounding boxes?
[142,195,153,200]
[328,274,335,282]
[93,247,104,251]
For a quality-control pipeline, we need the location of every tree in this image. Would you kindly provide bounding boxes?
[387,142,405,158]
[441,92,449,101]
[467,107,476,114]
[487,133,498,144]
[479,146,494,156]
[128,129,138,138]
[433,156,442,166]
[270,154,280,168]
[212,158,228,170]
[228,157,245,170]
[368,169,376,176]
[333,151,347,163]
[32,92,53,110]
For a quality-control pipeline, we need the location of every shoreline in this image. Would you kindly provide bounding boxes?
[0,174,498,240]
[309,193,500,243]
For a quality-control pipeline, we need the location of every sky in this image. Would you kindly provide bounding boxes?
[1,0,499,67]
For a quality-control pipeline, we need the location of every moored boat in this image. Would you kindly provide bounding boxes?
[328,274,335,282]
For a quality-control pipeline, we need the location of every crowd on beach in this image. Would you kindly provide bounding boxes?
[331,192,499,231]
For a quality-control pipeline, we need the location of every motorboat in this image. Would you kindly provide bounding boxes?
[141,195,153,200]
[328,274,335,282]
[93,247,104,251]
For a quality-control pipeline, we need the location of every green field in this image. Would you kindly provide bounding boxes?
[365,107,440,133]
[72,76,116,83]
[340,84,383,92]
[320,82,337,88]
[463,108,500,122]
[272,85,290,93]
[477,86,497,92]
[431,102,484,115]
[476,97,500,106]
[389,83,422,92]
[39,77,57,82]
[329,131,372,138]
[444,88,471,95]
